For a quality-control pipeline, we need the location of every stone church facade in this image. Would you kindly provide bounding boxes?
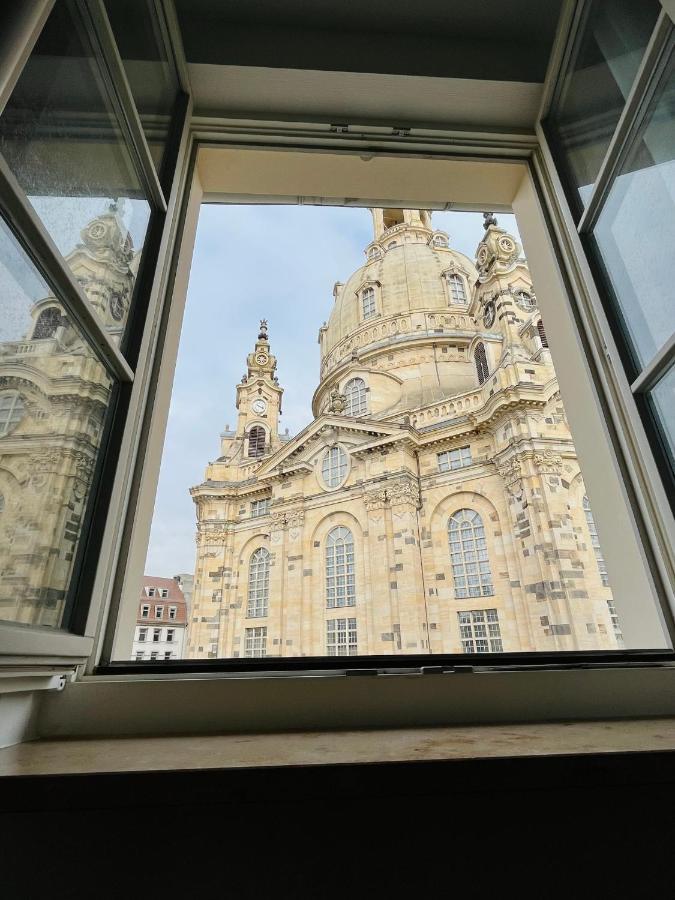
[188,209,621,659]
[0,205,135,627]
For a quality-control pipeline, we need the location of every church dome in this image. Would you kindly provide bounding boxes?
[323,209,478,358]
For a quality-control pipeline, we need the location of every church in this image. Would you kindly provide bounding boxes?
[187,209,621,659]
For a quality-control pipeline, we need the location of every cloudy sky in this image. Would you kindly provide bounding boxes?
[143,205,522,577]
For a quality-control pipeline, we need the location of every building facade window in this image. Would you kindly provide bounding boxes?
[321,446,348,488]
[515,289,536,311]
[326,617,358,656]
[138,627,148,642]
[438,446,472,472]
[537,319,549,348]
[147,587,155,597]
[159,588,169,598]
[141,605,149,617]
[448,509,494,599]
[152,628,161,642]
[344,378,368,416]
[583,496,610,588]
[474,342,490,384]
[168,606,177,619]
[166,628,175,643]
[150,651,158,660]
[361,287,376,319]
[244,626,267,658]
[247,547,270,617]
[251,498,271,517]
[154,606,164,618]
[0,392,25,437]
[247,425,266,458]
[433,234,448,247]
[164,651,173,659]
[135,652,144,661]
[446,273,467,304]
[458,609,503,653]
[326,526,356,608]
[32,307,61,339]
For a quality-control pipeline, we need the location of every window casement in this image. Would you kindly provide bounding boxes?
[515,289,536,311]
[327,617,358,656]
[247,425,266,458]
[251,498,271,518]
[244,626,267,658]
[138,628,148,642]
[344,378,368,416]
[361,287,376,319]
[448,509,494,599]
[433,233,448,247]
[321,446,348,488]
[141,605,150,618]
[152,628,161,642]
[166,629,175,643]
[32,306,61,339]
[326,526,356,609]
[135,652,144,661]
[168,606,177,620]
[438,446,472,472]
[446,272,467,305]
[0,392,25,437]
[155,606,164,619]
[147,588,156,597]
[159,588,169,598]
[537,319,549,348]
[247,548,270,618]
[458,609,503,653]
[150,651,159,660]
[164,651,173,659]
[474,342,490,385]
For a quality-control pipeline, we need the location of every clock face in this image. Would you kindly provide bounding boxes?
[483,301,496,328]
[477,245,488,266]
[255,352,269,367]
[499,236,515,254]
[251,399,267,415]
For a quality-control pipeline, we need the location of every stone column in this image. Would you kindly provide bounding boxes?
[387,475,427,655]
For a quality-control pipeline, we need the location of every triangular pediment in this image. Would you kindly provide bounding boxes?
[255,415,409,478]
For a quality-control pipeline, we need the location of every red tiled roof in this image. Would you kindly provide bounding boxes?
[137,575,188,625]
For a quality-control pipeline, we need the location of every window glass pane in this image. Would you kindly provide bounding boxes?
[648,364,675,482]
[0,217,113,628]
[0,0,152,343]
[546,0,660,216]
[104,0,180,179]
[590,45,675,370]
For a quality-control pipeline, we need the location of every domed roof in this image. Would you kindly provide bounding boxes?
[324,210,479,356]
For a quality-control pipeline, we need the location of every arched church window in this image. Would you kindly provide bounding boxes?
[344,378,368,416]
[433,234,448,248]
[447,273,466,304]
[326,526,355,608]
[537,319,549,348]
[33,307,61,339]
[0,391,25,437]
[247,425,266,458]
[361,287,376,319]
[321,446,348,488]
[474,342,489,385]
[448,509,493,599]
[247,547,270,617]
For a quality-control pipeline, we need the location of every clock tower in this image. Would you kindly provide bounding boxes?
[228,320,284,459]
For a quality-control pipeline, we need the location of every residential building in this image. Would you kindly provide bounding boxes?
[132,576,187,661]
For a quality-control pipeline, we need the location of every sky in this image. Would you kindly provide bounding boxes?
[143,206,522,577]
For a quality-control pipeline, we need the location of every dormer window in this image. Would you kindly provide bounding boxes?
[447,273,467,305]
[361,287,376,319]
[433,234,448,248]
[515,289,536,311]
[367,246,380,260]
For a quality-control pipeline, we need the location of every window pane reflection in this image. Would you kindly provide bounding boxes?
[0,217,113,628]
[0,0,151,343]
[104,0,179,180]
[590,45,675,370]
[546,0,660,216]
[649,365,675,482]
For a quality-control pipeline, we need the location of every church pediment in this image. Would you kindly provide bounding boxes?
[254,415,408,478]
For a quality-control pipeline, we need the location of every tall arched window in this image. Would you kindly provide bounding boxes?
[448,509,493,599]
[361,287,376,319]
[247,547,270,617]
[247,425,266,458]
[321,446,348,488]
[447,273,466,304]
[0,392,25,437]
[344,378,368,416]
[33,307,61,339]
[537,319,549,348]
[474,342,489,384]
[326,526,355,608]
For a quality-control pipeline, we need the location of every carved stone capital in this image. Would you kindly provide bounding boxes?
[364,488,387,511]
[533,449,563,475]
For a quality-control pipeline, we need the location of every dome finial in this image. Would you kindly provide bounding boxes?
[483,211,498,229]
[258,318,268,340]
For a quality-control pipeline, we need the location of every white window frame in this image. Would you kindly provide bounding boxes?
[154,606,164,619]
[446,272,467,305]
[438,446,472,472]
[166,629,175,643]
[344,378,368,417]
[152,628,161,643]
[140,605,150,618]
[244,626,267,658]
[326,617,358,656]
[137,628,148,643]
[247,548,270,618]
[168,606,177,620]
[3,2,675,742]
[361,286,376,319]
[250,498,271,518]
[321,445,349,489]
[458,609,503,653]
